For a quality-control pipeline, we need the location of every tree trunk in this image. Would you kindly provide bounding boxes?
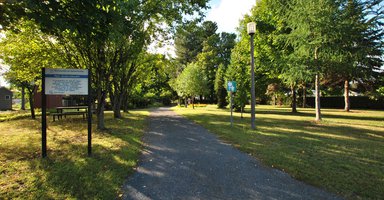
[122,96,128,113]
[123,91,129,113]
[314,47,321,121]
[29,97,35,119]
[109,81,124,118]
[315,73,322,121]
[185,97,188,108]
[344,80,350,112]
[192,97,195,109]
[97,103,105,130]
[291,85,297,113]
[21,85,25,110]
[27,86,36,119]
[274,95,277,106]
[96,89,106,130]
[302,84,306,108]
[113,94,123,118]
[241,105,244,118]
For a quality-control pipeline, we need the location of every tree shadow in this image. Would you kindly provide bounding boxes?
[124,110,343,200]
[26,142,136,199]
[253,108,384,122]
[182,111,384,199]
[1,112,147,199]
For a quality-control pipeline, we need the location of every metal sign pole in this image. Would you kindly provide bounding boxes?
[230,91,233,127]
[87,69,92,156]
[42,68,47,158]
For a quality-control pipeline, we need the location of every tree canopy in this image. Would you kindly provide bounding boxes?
[0,20,69,118]
[1,0,209,129]
[172,62,208,108]
[228,0,383,119]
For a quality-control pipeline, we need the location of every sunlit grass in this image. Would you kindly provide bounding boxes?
[0,110,149,199]
[173,105,384,200]
[0,109,41,122]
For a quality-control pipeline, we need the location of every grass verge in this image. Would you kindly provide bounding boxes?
[173,105,384,200]
[0,110,148,199]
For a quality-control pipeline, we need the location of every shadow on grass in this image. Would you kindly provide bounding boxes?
[29,144,129,199]
[182,111,384,199]
[0,112,147,199]
[252,108,384,122]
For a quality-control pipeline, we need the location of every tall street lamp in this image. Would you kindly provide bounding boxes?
[247,22,256,130]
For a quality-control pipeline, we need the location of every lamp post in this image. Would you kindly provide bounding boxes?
[247,22,256,130]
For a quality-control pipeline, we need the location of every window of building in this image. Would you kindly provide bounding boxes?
[5,95,11,100]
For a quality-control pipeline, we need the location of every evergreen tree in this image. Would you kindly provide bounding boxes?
[214,64,228,108]
[286,0,342,121]
[335,0,383,111]
[174,21,205,65]
[227,39,250,115]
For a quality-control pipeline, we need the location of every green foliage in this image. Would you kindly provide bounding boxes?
[196,33,220,102]
[231,0,383,114]
[196,30,237,103]
[325,0,383,96]
[174,21,236,104]
[217,32,237,67]
[126,53,174,108]
[0,20,69,118]
[228,0,293,110]
[212,32,236,108]
[2,0,209,128]
[174,62,208,99]
[227,39,250,110]
[377,87,384,96]
[214,64,228,108]
[174,20,206,65]
[0,20,68,85]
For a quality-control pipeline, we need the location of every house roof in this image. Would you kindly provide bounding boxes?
[0,87,13,95]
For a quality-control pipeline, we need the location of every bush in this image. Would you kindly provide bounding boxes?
[306,96,384,110]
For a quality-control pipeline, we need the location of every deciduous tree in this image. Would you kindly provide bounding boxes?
[2,0,209,129]
[174,62,208,109]
[0,20,68,118]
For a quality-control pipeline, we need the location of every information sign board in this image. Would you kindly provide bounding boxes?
[45,68,88,95]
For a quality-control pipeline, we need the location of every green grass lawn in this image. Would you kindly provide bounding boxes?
[0,110,148,199]
[173,105,384,200]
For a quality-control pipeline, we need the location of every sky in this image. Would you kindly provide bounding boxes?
[0,62,8,87]
[0,30,8,87]
[149,0,256,57]
[206,0,255,33]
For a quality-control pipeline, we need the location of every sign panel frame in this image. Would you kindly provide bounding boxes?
[45,68,89,95]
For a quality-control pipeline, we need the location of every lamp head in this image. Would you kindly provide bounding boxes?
[247,22,256,35]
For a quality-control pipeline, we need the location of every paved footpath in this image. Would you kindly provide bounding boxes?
[123,107,341,200]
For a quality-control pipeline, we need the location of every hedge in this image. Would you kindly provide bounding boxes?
[305,96,384,110]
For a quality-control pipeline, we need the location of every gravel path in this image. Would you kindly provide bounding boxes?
[123,107,341,200]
